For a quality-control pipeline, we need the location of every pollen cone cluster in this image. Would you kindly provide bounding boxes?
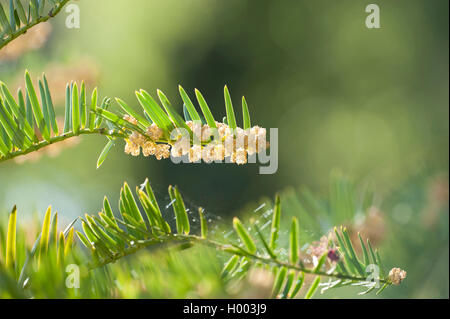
[388,267,407,285]
[123,115,169,160]
[123,116,267,164]
[183,121,267,164]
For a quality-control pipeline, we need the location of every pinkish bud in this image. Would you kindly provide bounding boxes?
[327,249,340,262]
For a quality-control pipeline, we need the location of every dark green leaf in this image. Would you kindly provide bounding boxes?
[242,96,251,130]
[305,276,321,299]
[72,82,80,134]
[269,195,281,250]
[198,207,207,238]
[194,89,217,129]
[233,217,256,254]
[25,71,50,141]
[179,85,200,121]
[89,87,97,131]
[271,267,287,298]
[96,139,114,168]
[224,85,237,129]
[289,217,299,264]
[116,97,150,127]
[63,84,71,133]
[43,75,58,135]
[80,81,87,128]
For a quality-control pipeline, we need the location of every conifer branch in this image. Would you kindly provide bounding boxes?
[0,71,267,167]
[77,179,404,298]
[0,0,70,51]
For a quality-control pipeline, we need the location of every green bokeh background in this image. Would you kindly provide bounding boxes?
[0,0,448,298]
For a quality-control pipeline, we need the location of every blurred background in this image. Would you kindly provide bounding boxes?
[0,0,448,298]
